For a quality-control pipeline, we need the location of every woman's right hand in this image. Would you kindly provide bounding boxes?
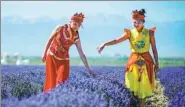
[88,69,96,77]
[41,54,47,62]
[97,43,105,54]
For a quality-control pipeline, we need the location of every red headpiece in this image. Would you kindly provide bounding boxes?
[132,10,145,20]
[71,13,85,24]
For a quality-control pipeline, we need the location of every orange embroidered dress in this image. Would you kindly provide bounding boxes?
[44,24,79,92]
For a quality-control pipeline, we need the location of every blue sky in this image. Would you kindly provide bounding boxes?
[1,1,185,57]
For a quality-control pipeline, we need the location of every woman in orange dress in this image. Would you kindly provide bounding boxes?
[42,13,96,92]
[97,9,159,107]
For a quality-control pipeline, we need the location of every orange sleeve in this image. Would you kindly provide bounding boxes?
[124,28,131,38]
[149,27,156,37]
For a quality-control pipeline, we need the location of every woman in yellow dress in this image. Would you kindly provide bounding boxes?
[97,9,159,107]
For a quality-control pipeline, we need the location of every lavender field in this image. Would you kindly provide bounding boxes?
[1,65,185,107]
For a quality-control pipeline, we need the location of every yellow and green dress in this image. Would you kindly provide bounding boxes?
[125,27,156,99]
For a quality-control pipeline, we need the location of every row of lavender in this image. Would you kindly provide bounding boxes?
[2,65,185,107]
[1,65,138,107]
[157,66,185,107]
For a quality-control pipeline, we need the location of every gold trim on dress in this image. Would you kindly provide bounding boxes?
[49,50,69,60]
[63,31,70,40]
[68,24,73,40]
[73,35,78,39]
[73,39,80,43]
[63,24,72,40]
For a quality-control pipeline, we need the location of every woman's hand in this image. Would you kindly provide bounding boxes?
[97,33,129,54]
[88,69,96,77]
[75,40,96,78]
[97,43,105,54]
[155,64,159,72]
[41,54,47,62]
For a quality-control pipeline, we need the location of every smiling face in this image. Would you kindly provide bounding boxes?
[70,21,81,31]
[132,19,144,29]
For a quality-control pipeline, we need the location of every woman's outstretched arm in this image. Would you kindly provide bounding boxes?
[105,32,129,46]
[97,30,130,54]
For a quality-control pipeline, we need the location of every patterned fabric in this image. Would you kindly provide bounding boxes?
[129,27,150,53]
[49,24,80,60]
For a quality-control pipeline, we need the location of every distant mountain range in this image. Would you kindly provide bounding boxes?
[1,14,185,57]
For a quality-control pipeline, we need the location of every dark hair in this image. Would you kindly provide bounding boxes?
[73,13,78,16]
[138,9,146,16]
[139,9,146,23]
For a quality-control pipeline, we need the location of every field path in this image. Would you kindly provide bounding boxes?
[145,80,169,107]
